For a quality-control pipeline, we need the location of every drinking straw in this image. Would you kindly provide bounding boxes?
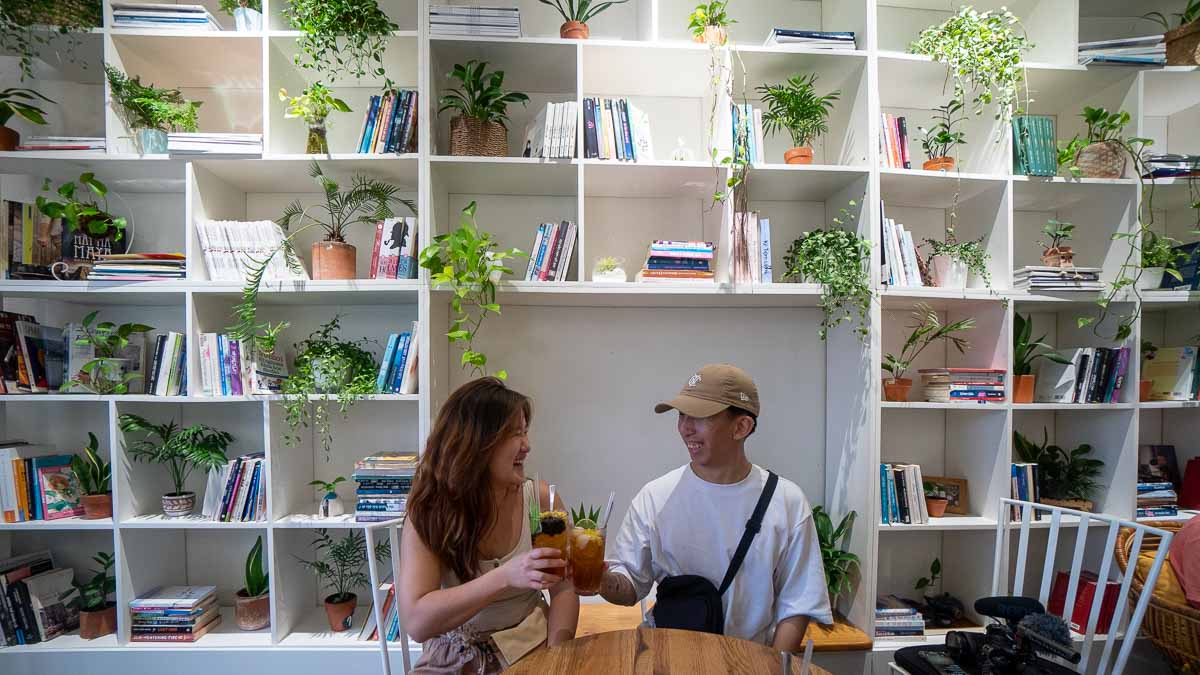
[599,491,616,529]
[800,638,814,675]
[548,484,557,512]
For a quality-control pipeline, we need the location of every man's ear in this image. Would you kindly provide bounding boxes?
[732,413,754,441]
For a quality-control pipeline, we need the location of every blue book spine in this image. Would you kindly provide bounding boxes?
[886,467,899,523]
[217,335,228,396]
[384,91,404,153]
[243,462,260,522]
[376,334,399,393]
[389,333,411,393]
[398,90,417,153]
[359,96,381,154]
[532,224,552,277]
[880,464,890,524]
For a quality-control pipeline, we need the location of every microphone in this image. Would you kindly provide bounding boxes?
[1017,613,1081,664]
[975,596,1045,625]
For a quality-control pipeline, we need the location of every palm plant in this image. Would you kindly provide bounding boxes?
[438,60,529,127]
[756,73,840,149]
[1013,313,1072,377]
[119,413,233,497]
[882,303,974,382]
[296,529,388,604]
[538,0,629,23]
[813,506,859,607]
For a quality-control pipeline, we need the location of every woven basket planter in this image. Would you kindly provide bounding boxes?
[1166,20,1200,66]
[450,116,508,157]
[1076,141,1126,178]
[1116,521,1200,674]
[1039,497,1093,512]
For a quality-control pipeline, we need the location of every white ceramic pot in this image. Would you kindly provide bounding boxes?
[233,7,262,32]
[319,496,345,518]
[932,256,968,289]
[1136,267,1166,291]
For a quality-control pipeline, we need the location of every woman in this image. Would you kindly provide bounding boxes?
[400,377,579,673]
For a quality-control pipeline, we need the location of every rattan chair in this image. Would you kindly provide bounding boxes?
[1116,520,1200,674]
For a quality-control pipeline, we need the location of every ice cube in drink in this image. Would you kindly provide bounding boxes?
[570,526,605,596]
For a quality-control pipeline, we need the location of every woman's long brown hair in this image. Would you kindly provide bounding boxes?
[407,377,531,582]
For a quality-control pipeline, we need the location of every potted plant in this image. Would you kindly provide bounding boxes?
[284,0,399,90]
[812,506,859,610]
[64,311,152,394]
[236,535,270,631]
[119,413,233,517]
[688,1,735,46]
[311,476,347,517]
[0,87,53,151]
[882,303,975,402]
[1039,219,1074,268]
[220,0,262,32]
[923,482,949,518]
[297,529,386,631]
[1146,0,1200,65]
[63,551,117,640]
[913,558,964,627]
[1057,107,1144,179]
[36,174,130,263]
[1013,428,1104,512]
[756,73,840,165]
[922,235,991,290]
[1138,230,1184,291]
[1141,340,1158,402]
[591,255,627,282]
[71,432,112,519]
[279,84,351,155]
[781,200,871,341]
[1012,313,1071,404]
[105,65,201,154]
[917,101,965,172]
[420,201,524,379]
[439,60,529,157]
[538,0,629,39]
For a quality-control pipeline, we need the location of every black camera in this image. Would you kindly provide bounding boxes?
[945,597,1081,675]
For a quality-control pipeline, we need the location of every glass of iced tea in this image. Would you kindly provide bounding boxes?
[569,503,606,596]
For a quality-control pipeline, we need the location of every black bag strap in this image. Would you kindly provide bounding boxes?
[717,470,778,595]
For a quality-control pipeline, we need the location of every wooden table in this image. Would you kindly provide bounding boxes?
[508,628,833,675]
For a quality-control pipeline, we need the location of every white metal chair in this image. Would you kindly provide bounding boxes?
[364,519,412,675]
[890,499,1175,675]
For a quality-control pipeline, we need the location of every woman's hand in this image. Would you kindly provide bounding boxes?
[500,547,566,590]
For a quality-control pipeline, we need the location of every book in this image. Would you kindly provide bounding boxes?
[1139,445,1182,490]
[35,457,84,520]
[1144,347,1197,400]
[15,321,64,393]
[130,586,216,610]
[22,568,79,641]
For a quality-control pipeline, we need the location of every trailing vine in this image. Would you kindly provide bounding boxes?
[782,200,872,341]
[0,0,99,81]
[283,0,399,91]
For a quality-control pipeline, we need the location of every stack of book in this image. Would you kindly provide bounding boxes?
[369,217,419,279]
[15,136,105,152]
[129,586,221,642]
[919,368,1006,403]
[0,550,80,646]
[1013,265,1103,292]
[1138,445,1182,518]
[1143,154,1200,179]
[1011,115,1057,177]
[196,219,309,282]
[206,452,267,522]
[764,29,855,50]
[356,90,419,155]
[1010,462,1041,520]
[879,463,930,525]
[880,207,925,287]
[727,213,773,284]
[582,97,653,161]
[1078,36,1165,66]
[875,597,925,641]
[429,4,520,38]
[522,102,579,159]
[1143,347,1200,401]
[523,221,577,281]
[637,241,715,283]
[1138,481,1179,518]
[375,322,420,395]
[112,2,220,30]
[88,253,185,281]
[145,332,187,396]
[196,334,288,396]
[168,133,261,154]
[879,114,911,169]
[0,447,85,523]
[353,453,417,523]
[1033,346,1131,404]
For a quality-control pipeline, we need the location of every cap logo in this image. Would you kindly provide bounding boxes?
[738,392,750,402]
[688,374,701,387]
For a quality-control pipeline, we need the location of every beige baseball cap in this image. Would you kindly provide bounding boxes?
[654,364,760,418]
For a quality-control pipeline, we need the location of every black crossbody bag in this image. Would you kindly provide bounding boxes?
[651,470,778,635]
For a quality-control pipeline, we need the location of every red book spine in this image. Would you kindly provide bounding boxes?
[369,221,383,280]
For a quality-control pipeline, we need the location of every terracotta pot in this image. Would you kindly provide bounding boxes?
[560,20,589,39]
[1165,19,1200,66]
[162,491,196,517]
[80,603,117,639]
[1140,380,1153,402]
[1040,247,1074,268]
[324,593,357,632]
[923,157,955,172]
[783,147,814,165]
[0,125,18,151]
[926,497,949,518]
[693,25,728,45]
[1014,375,1035,404]
[235,590,270,631]
[1041,497,1093,513]
[81,493,113,519]
[883,378,912,402]
[311,241,357,280]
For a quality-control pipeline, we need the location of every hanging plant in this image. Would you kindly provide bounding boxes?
[908,6,1032,130]
[781,200,871,341]
[0,0,100,81]
[284,0,399,91]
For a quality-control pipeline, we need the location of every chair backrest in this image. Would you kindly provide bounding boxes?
[365,520,411,675]
[992,499,1174,675]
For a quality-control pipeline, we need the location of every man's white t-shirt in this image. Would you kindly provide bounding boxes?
[608,463,833,644]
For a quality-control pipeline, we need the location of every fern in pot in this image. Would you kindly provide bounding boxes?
[439,60,529,157]
[105,64,201,154]
[757,73,840,165]
[539,0,630,40]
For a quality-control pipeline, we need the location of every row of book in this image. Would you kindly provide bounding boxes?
[1143,346,1200,402]
[375,323,420,395]
[429,4,519,38]
[879,463,931,525]
[1143,154,1200,179]
[196,219,307,283]
[1011,115,1057,177]
[729,213,774,284]
[581,97,654,161]
[146,332,188,397]
[203,453,266,522]
[919,368,1006,403]
[196,334,287,396]
[731,104,767,165]
[88,253,185,282]
[4,199,129,281]
[637,240,715,283]
[357,90,419,155]
[1,550,79,646]
[130,586,221,642]
[764,29,855,50]
[14,136,105,152]
[354,453,416,523]
[1013,265,1102,291]
[874,597,925,641]
[1138,481,1179,519]
[1033,346,1131,404]
[879,114,912,169]
[1010,462,1042,520]
[0,313,153,395]
[113,2,220,30]
[0,446,85,523]
[523,222,578,281]
[523,102,579,159]
[369,217,419,280]
[880,209,926,287]
[1162,243,1200,291]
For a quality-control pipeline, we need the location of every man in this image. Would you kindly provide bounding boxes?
[599,363,832,651]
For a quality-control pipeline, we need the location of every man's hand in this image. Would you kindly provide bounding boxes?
[599,565,638,606]
[772,615,811,654]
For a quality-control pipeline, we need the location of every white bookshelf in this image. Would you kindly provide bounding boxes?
[0,1,1196,674]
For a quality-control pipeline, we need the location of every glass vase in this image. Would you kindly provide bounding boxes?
[306,122,329,154]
